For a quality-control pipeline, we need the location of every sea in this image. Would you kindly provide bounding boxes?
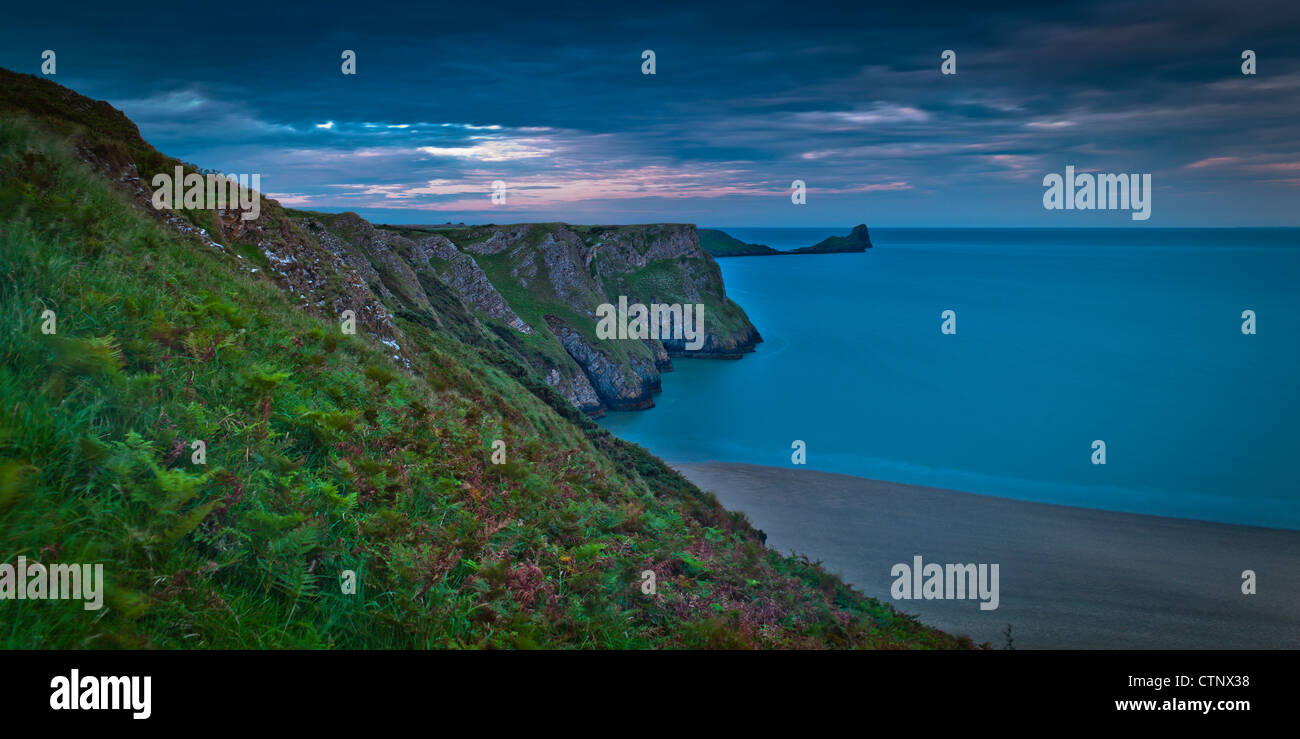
[598,228,1300,530]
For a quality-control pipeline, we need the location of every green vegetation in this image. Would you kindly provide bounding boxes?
[790,224,873,254]
[700,225,874,257]
[607,256,755,344]
[699,228,780,257]
[0,69,966,649]
[469,245,614,366]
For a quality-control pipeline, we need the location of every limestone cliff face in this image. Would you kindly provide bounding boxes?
[590,224,703,278]
[292,219,760,413]
[426,222,761,413]
[405,233,534,335]
[549,323,661,410]
[204,204,416,364]
[300,217,605,413]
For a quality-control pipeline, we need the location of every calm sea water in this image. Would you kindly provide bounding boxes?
[599,228,1300,530]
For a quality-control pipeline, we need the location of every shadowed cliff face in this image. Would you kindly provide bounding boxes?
[439,222,760,413]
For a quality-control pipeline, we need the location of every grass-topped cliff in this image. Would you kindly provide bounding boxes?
[790,224,873,254]
[700,225,874,258]
[699,228,781,257]
[0,68,967,649]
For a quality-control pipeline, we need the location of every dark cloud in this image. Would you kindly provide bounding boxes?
[3,0,1297,224]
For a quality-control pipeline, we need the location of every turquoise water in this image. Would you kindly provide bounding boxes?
[599,228,1300,530]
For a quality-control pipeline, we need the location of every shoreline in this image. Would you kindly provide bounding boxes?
[673,461,1300,649]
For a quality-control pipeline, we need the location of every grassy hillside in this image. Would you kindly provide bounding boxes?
[699,228,780,257]
[0,69,967,649]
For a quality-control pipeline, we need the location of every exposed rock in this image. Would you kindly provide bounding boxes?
[414,234,534,335]
[211,209,414,363]
[660,321,762,358]
[314,212,436,315]
[591,224,702,280]
[544,368,604,415]
[644,338,673,370]
[548,320,660,410]
[463,225,530,255]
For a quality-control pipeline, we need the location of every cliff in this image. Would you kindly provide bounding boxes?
[790,223,873,253]
[351,221,763,414]
[701,224,874,257]
[699,228,781,256]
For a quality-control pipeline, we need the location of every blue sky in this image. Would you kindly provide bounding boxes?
[3,0,1298,226]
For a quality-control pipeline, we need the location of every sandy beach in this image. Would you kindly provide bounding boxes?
[674,462,1300,649]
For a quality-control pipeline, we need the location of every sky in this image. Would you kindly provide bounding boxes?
[2,0,1298,227]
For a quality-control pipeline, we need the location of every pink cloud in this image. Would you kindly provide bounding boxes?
[843,181,912,192]
[1250,161,1300,172]
[1186,156,1240,169]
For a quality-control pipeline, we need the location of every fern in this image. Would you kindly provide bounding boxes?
[48,334,124,376]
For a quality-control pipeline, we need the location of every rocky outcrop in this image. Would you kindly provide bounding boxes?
[462,225,530,255]
[359,221,763,413]
[94,191,415,368]
[312,213,437,315]
[660,321,762,358]
[589,224,703,278]
[544,367,603,414]
[702,224,873,257]
[450,223,762,411]
[536,228,599,305]
[413,234,534,335]
[211,209,420,364]
[790,223,873,253]
[548,322,662,410]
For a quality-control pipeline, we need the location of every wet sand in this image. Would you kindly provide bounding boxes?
[674,462,1300,649]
